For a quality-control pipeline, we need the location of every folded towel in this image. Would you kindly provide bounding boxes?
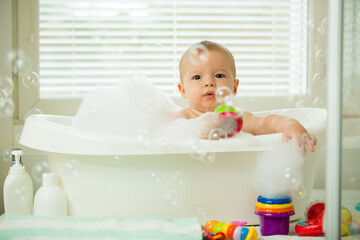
[0,214,202,240]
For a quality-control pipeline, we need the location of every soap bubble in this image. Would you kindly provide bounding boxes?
[161,139,175,152]
[307,19,316,30]
[172,171,184,186]
[188,44,209,65]
[22,72,40,88]
[0,76,14,95]
[200,152,216,164]
[5,49,32,75]
[208,128,228,141]
[23,108,43,121]
[195,206,208,225]
[0,89,8,105]
[165,191,178,208]
[317,17,327,35]
[141,98,154,113]
[291,185,306,199]
[2,149,11,162]
[15,133,22,143]
[150,171,162,185]
[31,161,50,184]
[14,186,30,203]
[215,86,233,104]
[137,129,151,149]
[283,167,302,188]
[0,98,15,117]
[64,160,81,178]
[187,138,206,160]
[296,99,305,108]
[312,72,327,88]
[315,49,326,64]
[313,97,326,108]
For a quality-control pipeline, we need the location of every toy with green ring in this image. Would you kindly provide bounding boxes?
[214,104,243,138]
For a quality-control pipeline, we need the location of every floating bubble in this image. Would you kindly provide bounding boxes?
[283,167,302,188]
[150,171,162,185]
[0,98,15,117]
[13,186,30,203]
[291,185,306,199]
[137,130,151,149]
[187,138,206,160]
[172,171,184,185]
[312,72,327,88]
[161,139,174,152]
[31,161,50,184]
[317,17,327,35]
[164,192,178,208]
[15,133,22,143]
[0,76,14,95]
[5,49,32,75]
[0,89,8,105]
[315,49,326,64]
[64,160,81,178]
[2,149,11,162]
[195,207,208,226]
[188,44,209,65]
[22,72,40,88]
[23,108,43,121]
[141,98,154,113]
[208,128,228,141]
[307,19,316,30]
[313,97,326,108]
[200,152,216,164]
[215,86,233,104]
[296,99,305,108]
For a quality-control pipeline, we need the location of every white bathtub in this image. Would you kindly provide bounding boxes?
[20,108,326,224]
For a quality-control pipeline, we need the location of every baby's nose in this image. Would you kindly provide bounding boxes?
[204,77,216,87]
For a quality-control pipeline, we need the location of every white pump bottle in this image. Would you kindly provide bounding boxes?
[3,149,33,215]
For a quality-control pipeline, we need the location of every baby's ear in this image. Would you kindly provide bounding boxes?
[233,79,239,94]
[178,82,187,98]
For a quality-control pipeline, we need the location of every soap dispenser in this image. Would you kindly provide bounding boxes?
[33,173,67,216]
[3,149,33,215]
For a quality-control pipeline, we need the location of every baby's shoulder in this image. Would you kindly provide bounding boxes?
[168,109,190,122]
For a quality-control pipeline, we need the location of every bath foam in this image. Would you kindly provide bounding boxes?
[253,139,305,199]
[73,78,181,137]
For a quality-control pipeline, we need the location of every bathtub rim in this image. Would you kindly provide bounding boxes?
[20,108,326,155]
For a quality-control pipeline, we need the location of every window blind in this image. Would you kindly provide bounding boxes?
[343,0,360,106]
[39,0,308,98]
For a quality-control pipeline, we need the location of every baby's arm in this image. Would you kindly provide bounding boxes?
[242,111,317,152]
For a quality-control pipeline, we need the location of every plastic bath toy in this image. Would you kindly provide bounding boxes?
[214,104,243,137]
[254,195,295,236]
[295,201,353,237]
[203,220,257,240]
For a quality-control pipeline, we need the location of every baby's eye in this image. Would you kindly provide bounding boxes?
[215,74,225,78]
[192,75,201,80]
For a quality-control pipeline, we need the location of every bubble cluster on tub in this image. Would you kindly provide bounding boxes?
[253,139,305,199]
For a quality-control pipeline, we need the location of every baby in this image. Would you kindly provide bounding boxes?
[170,40,317,153]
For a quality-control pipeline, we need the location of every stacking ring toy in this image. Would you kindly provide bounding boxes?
[257,195,292,204]
[255,201,293,209]
[255,206,294,214]
[356,202,360,211]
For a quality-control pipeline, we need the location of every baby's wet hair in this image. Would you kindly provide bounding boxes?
[179,40,236,82]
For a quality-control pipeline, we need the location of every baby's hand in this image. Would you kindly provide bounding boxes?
[197,112,222,139]
[281,120,317,156]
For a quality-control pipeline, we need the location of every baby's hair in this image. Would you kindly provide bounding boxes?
[179,40,236,81]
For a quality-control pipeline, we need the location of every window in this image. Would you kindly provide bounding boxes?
[38,0,308,98]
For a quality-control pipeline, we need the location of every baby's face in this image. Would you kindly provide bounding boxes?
[178,49,239,113]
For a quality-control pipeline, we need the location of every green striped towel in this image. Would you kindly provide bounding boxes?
[0,214,202,240]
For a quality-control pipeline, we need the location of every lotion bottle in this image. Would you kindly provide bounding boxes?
[33,173,67,216]
[3,149,33,215]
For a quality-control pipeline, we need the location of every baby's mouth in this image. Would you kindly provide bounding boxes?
[203,91,215,99]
